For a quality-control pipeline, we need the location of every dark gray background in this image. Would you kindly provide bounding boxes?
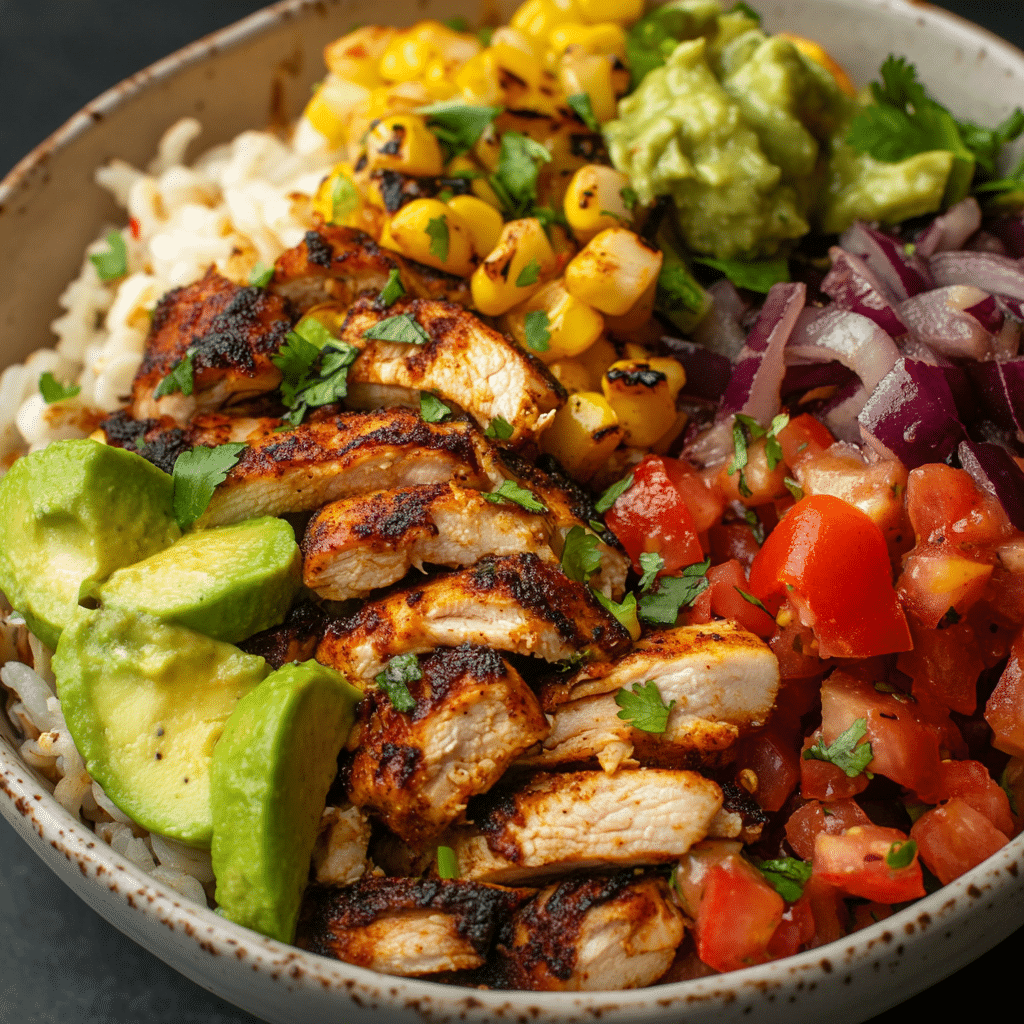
[0,2,1020,1022]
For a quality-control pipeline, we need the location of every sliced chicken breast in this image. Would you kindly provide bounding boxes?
[301,482,557,601]
[492,872,684,991]
[311,804,371,887]
[449,768,723,885]
[345,644,550,845]
[237,602,328,669]
[316,553,633,683]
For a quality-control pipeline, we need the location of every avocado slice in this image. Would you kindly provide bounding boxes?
[0,438,181,649]
[54,606,268,847]
[210,660,361,943]
[96,517,302,644]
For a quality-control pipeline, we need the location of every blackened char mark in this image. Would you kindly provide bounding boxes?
[99,409,191,475]
[465,784,527,864]
[237,601,328,669]
[373,170,473,214]
[348,484,447,543]
[304,229,334,268]
[374,741,422,791]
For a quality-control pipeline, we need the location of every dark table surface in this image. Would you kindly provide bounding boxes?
[1,2,1021,1022]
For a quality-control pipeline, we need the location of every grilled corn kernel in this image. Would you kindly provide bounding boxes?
[576,334,618,386]
[776,32,857,97]
[563,164,632,238]
[413,20,481,62]
[387,198,476,276]
[379,31,435,82]
[564,228,663,316]
[651,409,689,455]
[304,75,371,147]
[446,195,504,257]
[365,114,444,177]
[573,0,644,24]
[558,49,617,123]
[547,357,593,393]
[489,27,543,88]
[549,21,626,58]
[601,359,678,448]
[511,0,582,42]
[454,50,503,106]
[602,276,659,342]
[423,58,461,100]
[541,391,623,481]
[471,218,557,316]
[325,26,397,87]
[504,280,604,362]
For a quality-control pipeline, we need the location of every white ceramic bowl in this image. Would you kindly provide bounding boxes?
[2,2,1024,1022]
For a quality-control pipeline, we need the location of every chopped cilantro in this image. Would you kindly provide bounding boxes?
[38,372,80,404]
[416,102,502,160]
[515,258,541,288]
[885,839,918,870]
[692,255,790,294]
[728,1,762,23]
[593,589,640,639]
[272,317,359,426]
[561,525,602,583]
[638,557,711,625]
[784,476,804,501]
[488,131,551,218]
[614,680,675,734]
[484,415,514,440]
[331,173,359,222]
[802,718,875,778]
[248,263,274,288]
[442,15,467,31]
[171,442,245,530]
[736,587,772,616]
[483,479,548,513]
[436,844,460,879]
[374,653,421,712]
[154,348,197,399]
[620,185,638,210]
[89,231,128,281]
[523,310,551,352]
[655,246,711,335]
[419,391,451,422]
[638,551,664,591]
[727,418,752,498]
[363,313,431,345]
[566,92,599,131]
[765,412,789,469]
[426,215,450,262]
[379,268,406,307]
[594,473,634,514]
[744,508,765,545]
[754,857,811,902]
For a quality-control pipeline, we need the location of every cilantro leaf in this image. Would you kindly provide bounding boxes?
[620,186,638,210]
[638,551,664,591]
[436,845,460,879]
[38,372,80,404]
[566,92,599,131]
[171,443,245,530]
[802,718,875,778]
[784,476,804,501]
[735,587,772,616]
[754,857,811,902]
[248,263,274,288]
[419,391,451,422]
[638,557,711,625]
[154,348,197,399]
[489,131,551,218]
[561,525,602,583]
[484,415,514,440]
[593,589,640,639]
[379,268,406,307]
[728,1,761,23]
[426,215,450,262]
[515,258,541,288]
[692,255,790,294]
[614,680,675,734]
[483,479,548,513]
[273,320,359,426]
[743,508,765,545]
[331,173,359,222]
[363,313,431,345]
[416,102,502,160]
[374,653,420,712]
[594,473,634,514]
[727,418,752,498]
[90,230,128,281]
[959,108,1024,179]
[655,235,711,334]
[523,309,551,352]
[885,839,918,870]
[765,412,789,469]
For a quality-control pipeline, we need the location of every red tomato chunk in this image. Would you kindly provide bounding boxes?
[812,825,925,903]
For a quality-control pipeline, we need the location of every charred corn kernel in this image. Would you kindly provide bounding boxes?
[573,0,644,24]
[349,82,431,151]
[471,218,557,316]
[324,26,397,87]
[547,357,593,393]
[387,198,476,276]
[776,32,857,97]
[504,281,604,361]
[511,0,581,41]
[454,50,503,106]
[601,359,678,448]
[540,391,623,481]
[602,275,659,342]
[549,21,626,58]
[646,356,685,399]
[563,164,632,238]
[365,114,444,177]
[576,334,618,386]
[304,76,371,147]
[472,125,503,172]
[489,27,544,88]
[379,31,436,82]
[558,49,617,123]
[422,58,461,100]
[412,20,480,62]
[650,409,689,456]
[564,228,663,317]
[446,195,504,257]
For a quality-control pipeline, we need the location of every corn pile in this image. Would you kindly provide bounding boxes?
[300,0,691,481]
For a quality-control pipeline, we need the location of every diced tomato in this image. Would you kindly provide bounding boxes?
[910,797,1010,885]
[897,617,984,714]
[777,413,835,470]
[708,521,762,569]
[785,798,872,861]
[851,902,893,931]
[748,494,912,658]
[906,464,1012,552]
[733,722,801,812]
[661,456,727,533]
[716,435,789,507]
[769,615,824,680]
[896,545,994,629]
[813,825,925,903]
[706,559,777,637]
[986,629,1024,758]
[981,568,1024,627]
[800,730,870,801]
[766,897,816,959]
[800,875,848,948]
[605,455,704,575]
[934,760,1015,838]
[680,583,713,626]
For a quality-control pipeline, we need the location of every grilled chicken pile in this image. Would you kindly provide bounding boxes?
[102,225,781,991]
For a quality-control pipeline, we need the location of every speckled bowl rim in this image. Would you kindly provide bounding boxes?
[2,1,1024,1022]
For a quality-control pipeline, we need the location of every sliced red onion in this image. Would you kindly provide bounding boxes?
[914,197,983,258]
[966,231,1008,256]
[958,440,1024,530]
[721,281,806,424]
[658,336,732,402]
[858,358,967,468]
[781,360,858,397]
[786,306,901,391]
[821,247,907,338]
[821,379,870,443]
[966,358,1024,438]
[839,222,933,299]
[986,215,1024,259]
[964,294,1003,333]
[897,285,998,360]
[692,279,751,362]
[929,250,1024,302]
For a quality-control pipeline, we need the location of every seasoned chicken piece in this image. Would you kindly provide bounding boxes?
[237,601,328,669]
[270,225,469,312]
[131,269,293,424]
[338,295,564,444]
[491,872,684,991]
[301,482,557,601]
[295,878,529,976]
[316,553,633,684]
[345,644,550,845]
[195,408,504,528]
[311,804,371,886]
[525,624,780,772]
[449,768,724,885]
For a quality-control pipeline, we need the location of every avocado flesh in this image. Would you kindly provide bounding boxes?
[0,438,180,649]
[211,660,361,943]
[97,517,302,645]
[54,606,268,847]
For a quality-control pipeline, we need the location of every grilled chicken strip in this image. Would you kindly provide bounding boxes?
[525,624,780,773]
[311,804,371,886]
[345,644,549,845]
[316,553,633,684]
[301,482,557,601]
[131,269,293,424]
[195,408,504,528]
[491,872,684,991]
[237,601,328,669]
[270,225,470,311]
[295,878,529,976]
[448,768,723,885]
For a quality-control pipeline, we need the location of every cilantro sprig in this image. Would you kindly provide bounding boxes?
[727,412,789,497]
[171,443,245,530]
[594,473,634,514]
[561,525,602,583]
[692,255,790,294]
[363,313,431,345]
[426,215,450,262]
[419,391,451,422]
[754,857,812,902]
[379,268,406,307]
[416,102,502,160]
[38,372,81,404]
[485,415,514,440]
[374,653,421,713]
[638,551,664,592]
[523,310,551,352]
[488,131,552,218]
[90,231,128,282]
[566,92,599,132]
[273,319,359,426]
[154,348,197,400]
[483,479,548,513]
[638,557,711,625]
[614,680,675,734]
[803,718,875,778]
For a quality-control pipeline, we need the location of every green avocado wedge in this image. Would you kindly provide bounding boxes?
[53,606,269,847]
[0,439,180,649]
[211,661,362,944]
[96,517,302,644]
